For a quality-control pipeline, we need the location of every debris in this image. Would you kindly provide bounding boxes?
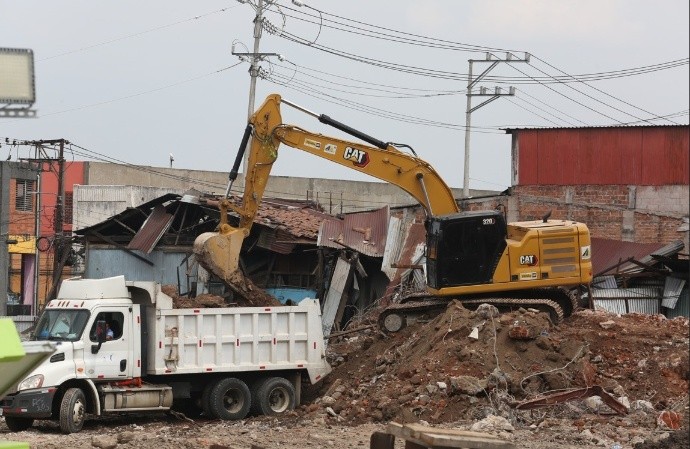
[470,414,515,433]
[514,385,629,415]
[382,421,516,449]
[657,410,682,430]
[599,320,616,329]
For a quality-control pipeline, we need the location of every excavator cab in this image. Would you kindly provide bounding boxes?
[426,211,507,289]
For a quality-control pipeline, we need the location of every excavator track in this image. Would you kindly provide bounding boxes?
[378,288,577,333]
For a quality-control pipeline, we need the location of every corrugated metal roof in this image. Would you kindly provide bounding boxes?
[667,288,690,319]
[592,275,618,289]
[662,277,686,309]
[317,206,389,257]
[588,285,662,315]
[503,124,689,131]
[510,125,689,186]
[75,193,181,236]
[127,204,174,253]
[593,298,660,315]
[591,238,667,276]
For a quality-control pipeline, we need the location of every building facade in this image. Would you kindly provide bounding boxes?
[506,125,689,249]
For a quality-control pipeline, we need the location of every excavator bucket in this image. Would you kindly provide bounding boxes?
[193,228,246,281]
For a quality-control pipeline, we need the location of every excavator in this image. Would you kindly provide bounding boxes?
[193,93,593,332]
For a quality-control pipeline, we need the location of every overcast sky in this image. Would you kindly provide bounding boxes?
[1,0,688,198]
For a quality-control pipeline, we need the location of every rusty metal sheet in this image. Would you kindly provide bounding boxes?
[318,206,389,257]
[127,205,174,254]
[515,385,628,415]
[591,238,666,276]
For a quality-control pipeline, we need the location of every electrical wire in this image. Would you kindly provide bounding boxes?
[264,70,505,134]
[260,1,686,125]
[38,7,238,62]
[264,4,688,83]
[38,63,242,118]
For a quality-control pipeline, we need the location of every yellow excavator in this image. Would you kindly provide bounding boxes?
[194,94,592,332]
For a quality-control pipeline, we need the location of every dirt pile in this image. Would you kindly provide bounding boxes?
[301,302,689,447]
[161,283,280,308]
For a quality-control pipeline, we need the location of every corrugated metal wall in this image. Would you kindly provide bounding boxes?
[513,126,689,186]
[85,248,189,286]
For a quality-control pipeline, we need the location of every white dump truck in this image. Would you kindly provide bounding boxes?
[0,276,331,434]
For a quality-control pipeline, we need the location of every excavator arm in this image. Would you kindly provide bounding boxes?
[194,93,458,283]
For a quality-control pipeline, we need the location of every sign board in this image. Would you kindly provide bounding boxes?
[0,48,35,104]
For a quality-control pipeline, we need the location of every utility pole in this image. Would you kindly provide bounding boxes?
[247,0,265,124]
[23,139,68,301]
[232,0,283,190]
[462,52,529,198]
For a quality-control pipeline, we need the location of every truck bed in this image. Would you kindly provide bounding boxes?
[146,299,331,383]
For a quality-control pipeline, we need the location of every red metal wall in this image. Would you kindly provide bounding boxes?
[513,126,689,186]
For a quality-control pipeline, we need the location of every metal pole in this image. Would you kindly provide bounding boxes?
[242,0,264,178]
[462,60,473,198]
[33,168,41,314]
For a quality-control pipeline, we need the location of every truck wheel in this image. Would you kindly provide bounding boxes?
[201,380,218,418]
[251,377,295,416]
[208,378,250,420]
[59,388,86,434]
[4,416,34,432]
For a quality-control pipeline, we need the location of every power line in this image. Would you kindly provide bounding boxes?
[38,7,238,62]
[39,64,243,118]
[531,55,682,125]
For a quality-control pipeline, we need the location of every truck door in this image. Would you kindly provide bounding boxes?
[84,308,133,380]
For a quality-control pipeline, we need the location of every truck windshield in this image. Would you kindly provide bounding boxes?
[33,310,90,342]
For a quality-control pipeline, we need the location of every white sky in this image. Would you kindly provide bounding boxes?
[1,0,688,196]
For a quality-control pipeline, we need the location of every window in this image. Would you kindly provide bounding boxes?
[15,179,35,212]
[89,311,125,342]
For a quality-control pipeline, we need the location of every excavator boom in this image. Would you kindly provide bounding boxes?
[193,93,592,326]
[193,93,458,281]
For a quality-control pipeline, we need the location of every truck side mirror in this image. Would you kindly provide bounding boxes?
[91,320,107,354]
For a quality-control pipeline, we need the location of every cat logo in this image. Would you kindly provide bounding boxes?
[343,147,370,167]
[519,255,538,266]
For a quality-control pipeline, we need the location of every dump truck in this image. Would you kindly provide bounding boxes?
[0,276,331,434]
[193,94,593,332]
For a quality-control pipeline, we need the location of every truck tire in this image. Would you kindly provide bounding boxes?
[4,416,34,432]
[251,377,295,416]
[208,378,250,420]
[59,387,86,434]
[201,380,218,418]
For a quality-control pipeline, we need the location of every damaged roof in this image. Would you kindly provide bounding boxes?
[76,192,331,251]
[591,238,679,276]
[317,206,389,257]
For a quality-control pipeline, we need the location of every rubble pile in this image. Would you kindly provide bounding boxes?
[162,283,281,309]
[300,302,689,447]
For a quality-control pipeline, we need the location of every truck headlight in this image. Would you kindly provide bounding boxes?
[18,374,44,391]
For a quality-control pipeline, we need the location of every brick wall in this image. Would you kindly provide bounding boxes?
[511,185,688,249]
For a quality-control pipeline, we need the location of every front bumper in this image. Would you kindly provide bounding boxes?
[0,388,57,419]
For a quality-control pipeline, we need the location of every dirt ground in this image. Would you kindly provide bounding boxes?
[2,304,688,449]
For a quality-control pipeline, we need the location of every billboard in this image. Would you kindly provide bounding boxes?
[0,48,35,104]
